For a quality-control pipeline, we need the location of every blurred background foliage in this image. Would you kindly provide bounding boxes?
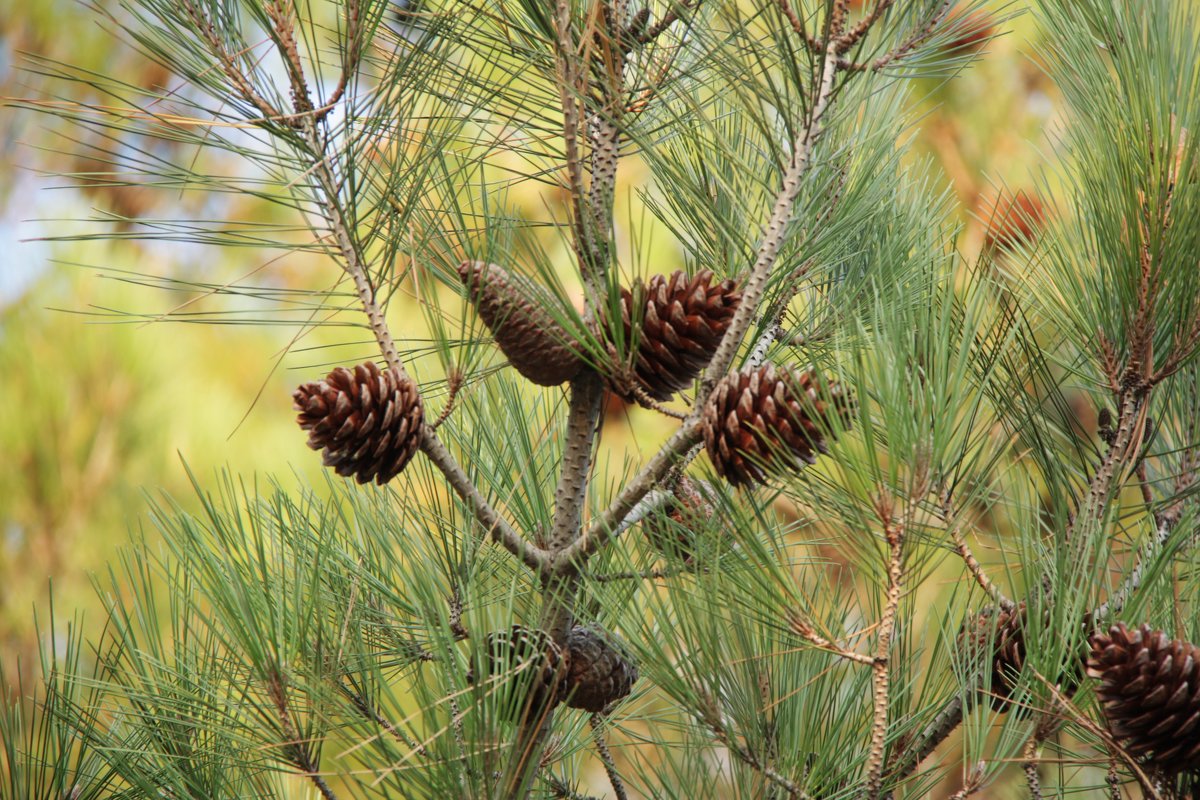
[0,0,1085,795]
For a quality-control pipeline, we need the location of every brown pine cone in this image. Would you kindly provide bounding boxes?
[960,603,1029,710]
[563,625,638,712]
[468,626,566,721]
[607,270,740,402]
[293,361,423,485]
[457,260,584,386]
[701,364,851,486]
[642,476,715,561]
[1088,622,1200,775]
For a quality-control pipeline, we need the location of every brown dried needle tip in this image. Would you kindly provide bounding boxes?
[562,624,639,712]
[607,269,741,403]
[457,260,584,386]
[702,364,852,487]
[293,361,423,485]
[1088,622,1200,775]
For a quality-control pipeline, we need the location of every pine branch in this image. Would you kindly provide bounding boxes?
[263,17,542,577]
[419,428,548,574]
[865,507,905,799]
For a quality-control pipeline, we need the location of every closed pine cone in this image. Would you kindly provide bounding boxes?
[960,603,1029,710]
[468,626,566,721]
[293,361,423,485]
[607,270,740,402]
[642,476,715,561]
[1088,622,1200,775]
[457,260,583,386]
[563,624,638,712]
[701,364,851,486]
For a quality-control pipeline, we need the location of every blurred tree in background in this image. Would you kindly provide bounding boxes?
[2,0,1199,798]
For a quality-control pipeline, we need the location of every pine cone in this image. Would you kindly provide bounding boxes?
[457,260,584,386]
[1088,622,1200,775]
[642,476,715,561]
[960,603,1029,710]
[563,625,638,712]
[608,270,740,402]
[961,603,1088,711]
[468,626,566,720]
[293,361,423,485]
[701,364,851,486]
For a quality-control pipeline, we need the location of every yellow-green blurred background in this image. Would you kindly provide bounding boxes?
[1,0,1056,757]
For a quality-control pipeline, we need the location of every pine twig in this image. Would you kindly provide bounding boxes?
[567,33,849,569]
[940,488,1015,611]
[865,509,906,799]
[590,713,629,800]
[1023,736,1043,800]
[268,671,339,800]
[787,615,875,666]
[543,772,602,800]
[430,369,465,430]
[588,564,696,582]
[699,694,809,799]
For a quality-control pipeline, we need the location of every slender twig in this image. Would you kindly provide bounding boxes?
[179,0,288,124]
[865,511,906,799]
[699,695,809,798]
[343,682,429,758]
[697,43,840,397]
[1093,515,1180,620]
[630,383,689,419]
[940,489,1014,610]
[590,713,629,800]
[255,21,544,575]
[631,0,699,47]
[588,564,695,582]
[1107,760,1122,800]
[542,772,602,800]
[835,0,895,53]
[787,615,875,666]
[841,0,953,72]
[420,428,548,574]
[430,369,465,430]
[268,671,339,800]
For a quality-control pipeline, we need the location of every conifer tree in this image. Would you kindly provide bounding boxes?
[5,0,1200,798]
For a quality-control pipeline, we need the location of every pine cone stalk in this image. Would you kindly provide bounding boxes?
[293,361,423,485]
